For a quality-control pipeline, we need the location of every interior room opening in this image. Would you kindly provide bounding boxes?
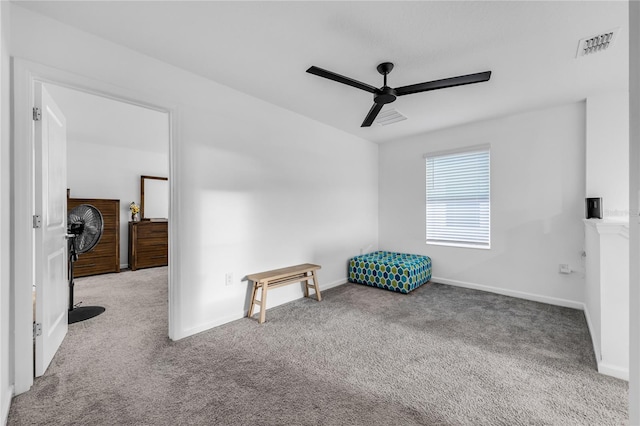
[33,82,170,376]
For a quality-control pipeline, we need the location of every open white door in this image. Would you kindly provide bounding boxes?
[34,82,68,377]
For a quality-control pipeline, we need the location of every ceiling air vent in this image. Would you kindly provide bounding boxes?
[374,108,407,126]
[576,28,618,58]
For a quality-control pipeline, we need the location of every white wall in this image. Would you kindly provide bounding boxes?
[66,140,169,268]
[586,91,630,218]
[10,6,378,343]
[629,0,640,422]
[0,1,12,423]
[379,102,586,307]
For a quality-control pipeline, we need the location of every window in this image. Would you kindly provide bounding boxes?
[425,146,490,249]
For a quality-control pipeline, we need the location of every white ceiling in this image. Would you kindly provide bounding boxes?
[46,84,169,154]
[17,1,629,144]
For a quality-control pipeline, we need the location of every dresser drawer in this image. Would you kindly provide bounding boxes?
[82,237,117,257]
[136,237,168,250]
[136,224,168,239]
[135,253,168,269]
[135,245,167,257]
[74,256,119,277]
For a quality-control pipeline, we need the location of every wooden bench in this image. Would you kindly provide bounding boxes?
[247,263,321,323]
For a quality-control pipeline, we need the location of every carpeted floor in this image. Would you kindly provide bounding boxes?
[8,268,628,425]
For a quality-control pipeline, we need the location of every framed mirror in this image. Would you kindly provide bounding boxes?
[141,175,169,220]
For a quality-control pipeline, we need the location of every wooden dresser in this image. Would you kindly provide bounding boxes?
[128,221,168,271]
[67,197,120,278]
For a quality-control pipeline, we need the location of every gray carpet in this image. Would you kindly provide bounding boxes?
[8,268,628,425]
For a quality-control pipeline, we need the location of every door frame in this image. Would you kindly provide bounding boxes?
[12,58,181,394]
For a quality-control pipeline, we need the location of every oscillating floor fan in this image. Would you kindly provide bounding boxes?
[67,204,105,324]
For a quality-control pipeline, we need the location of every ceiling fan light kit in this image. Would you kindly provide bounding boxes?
[306,62,492,128]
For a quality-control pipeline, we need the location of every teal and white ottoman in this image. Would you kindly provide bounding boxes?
[348,251,432,294]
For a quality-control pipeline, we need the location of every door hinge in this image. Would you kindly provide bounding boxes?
[33,322,42,338]
[33,107,41,121]
[32,215,41,229]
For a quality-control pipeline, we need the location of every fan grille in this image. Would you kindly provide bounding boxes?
[68,204,104,254]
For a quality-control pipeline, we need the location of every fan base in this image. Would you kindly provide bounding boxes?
[68,306,106,324]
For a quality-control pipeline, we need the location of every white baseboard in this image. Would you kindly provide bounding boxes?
[598,362,629,381]
[583,305,629,381]
[177,312,247,340]
[320,278,347,291]
[431,276,584,310]
[120,263,129,270]
[175,278,348,340]
[581,303,601,364]
[1,385,14,426]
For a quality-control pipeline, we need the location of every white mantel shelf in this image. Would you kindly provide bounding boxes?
[583,218,629,239]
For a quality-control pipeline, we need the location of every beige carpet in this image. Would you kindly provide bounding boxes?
[8,267,628,425]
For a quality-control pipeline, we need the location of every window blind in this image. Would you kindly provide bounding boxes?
[425,148,490,248]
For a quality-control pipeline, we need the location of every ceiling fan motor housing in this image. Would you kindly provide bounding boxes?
[375,86,397,105]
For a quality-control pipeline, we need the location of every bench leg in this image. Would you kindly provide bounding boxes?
[312,270,322,302]
[247,282,258,319]
[303,273,310,298]
[259,283,268,324]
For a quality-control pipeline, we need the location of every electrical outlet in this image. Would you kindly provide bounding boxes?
[225,272,234,286]
[559,264,571,274]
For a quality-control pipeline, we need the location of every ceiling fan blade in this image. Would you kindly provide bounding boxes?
[307,66,378,94]
[395,71,492,96]
[361,103,384,127]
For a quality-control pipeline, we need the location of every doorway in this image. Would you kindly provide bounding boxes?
[32,82,170,374]
[12,58,178,394]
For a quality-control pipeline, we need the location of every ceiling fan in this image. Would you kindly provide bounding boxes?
[306,62,491,127]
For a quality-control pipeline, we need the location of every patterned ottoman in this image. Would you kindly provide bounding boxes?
[348,251,432,294]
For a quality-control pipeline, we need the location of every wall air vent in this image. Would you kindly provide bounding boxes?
[374,108,407,126]
[576,28,618,58]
